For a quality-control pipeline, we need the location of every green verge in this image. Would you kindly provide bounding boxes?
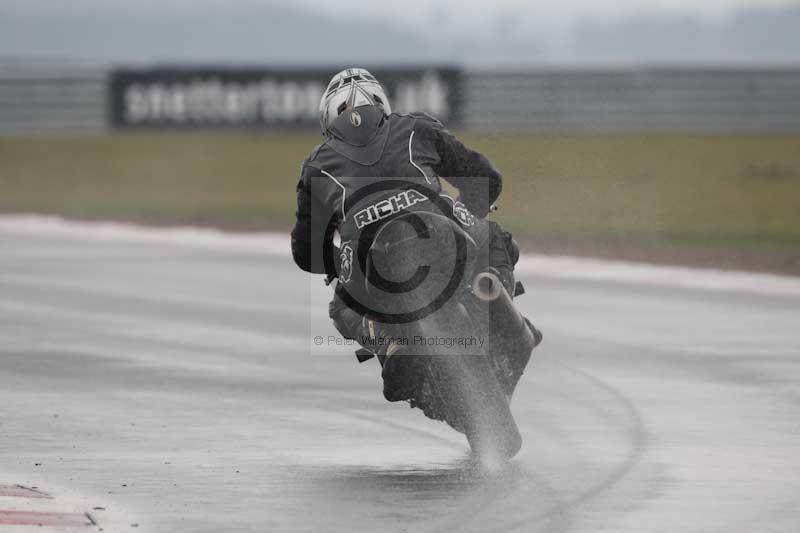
[2,133,799,272]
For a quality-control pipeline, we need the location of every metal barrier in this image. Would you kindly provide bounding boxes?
[1,64,799,135]
[463,67,800,133]
[0,64,107,135]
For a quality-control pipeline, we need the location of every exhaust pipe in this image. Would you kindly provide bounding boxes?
[472,271,538,392]
[472,271,504,302]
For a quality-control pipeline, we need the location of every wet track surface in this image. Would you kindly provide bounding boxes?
[1,220,799,532]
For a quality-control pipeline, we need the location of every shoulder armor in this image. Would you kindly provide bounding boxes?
[391,111,445,128]
[300,141,329,174]
[408,111,445,127]
[304,141,327,164]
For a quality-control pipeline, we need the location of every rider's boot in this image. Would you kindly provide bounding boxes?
[338,310,425,403]
[380,340,421,402]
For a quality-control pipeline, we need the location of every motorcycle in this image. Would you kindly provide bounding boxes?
[346,210,539,460]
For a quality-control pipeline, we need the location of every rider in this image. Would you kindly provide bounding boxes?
[291,68,541,400]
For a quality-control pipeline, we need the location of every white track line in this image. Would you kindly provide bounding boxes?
[1,214,799,298]
[0,214,289,253]
[516,255,800,298]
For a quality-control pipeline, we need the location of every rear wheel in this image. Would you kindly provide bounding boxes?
[456,354,522,460]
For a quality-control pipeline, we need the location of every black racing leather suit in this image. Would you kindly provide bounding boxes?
[291,105,519,340]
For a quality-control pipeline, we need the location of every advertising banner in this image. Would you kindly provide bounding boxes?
[109,67,463,131]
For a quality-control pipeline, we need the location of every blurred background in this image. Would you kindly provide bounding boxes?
[1,0,799,274]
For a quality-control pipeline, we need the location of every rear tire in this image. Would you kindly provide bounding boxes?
[453,354,522,461]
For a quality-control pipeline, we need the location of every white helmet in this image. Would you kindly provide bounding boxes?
[319,68,392,136]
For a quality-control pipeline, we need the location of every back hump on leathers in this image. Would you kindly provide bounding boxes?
[316,106,440,183]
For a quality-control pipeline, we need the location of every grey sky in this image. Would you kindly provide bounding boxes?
[292,0,795,24]
[1,0,798,63]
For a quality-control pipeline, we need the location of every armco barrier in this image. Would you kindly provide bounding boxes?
[0,64,799,135]
[0,64,107,135]
[462,67,800,133]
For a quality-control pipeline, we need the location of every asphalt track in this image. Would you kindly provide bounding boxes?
[1,216,798,532]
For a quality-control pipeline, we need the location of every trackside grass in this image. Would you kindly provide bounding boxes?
[1,134,799,273]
